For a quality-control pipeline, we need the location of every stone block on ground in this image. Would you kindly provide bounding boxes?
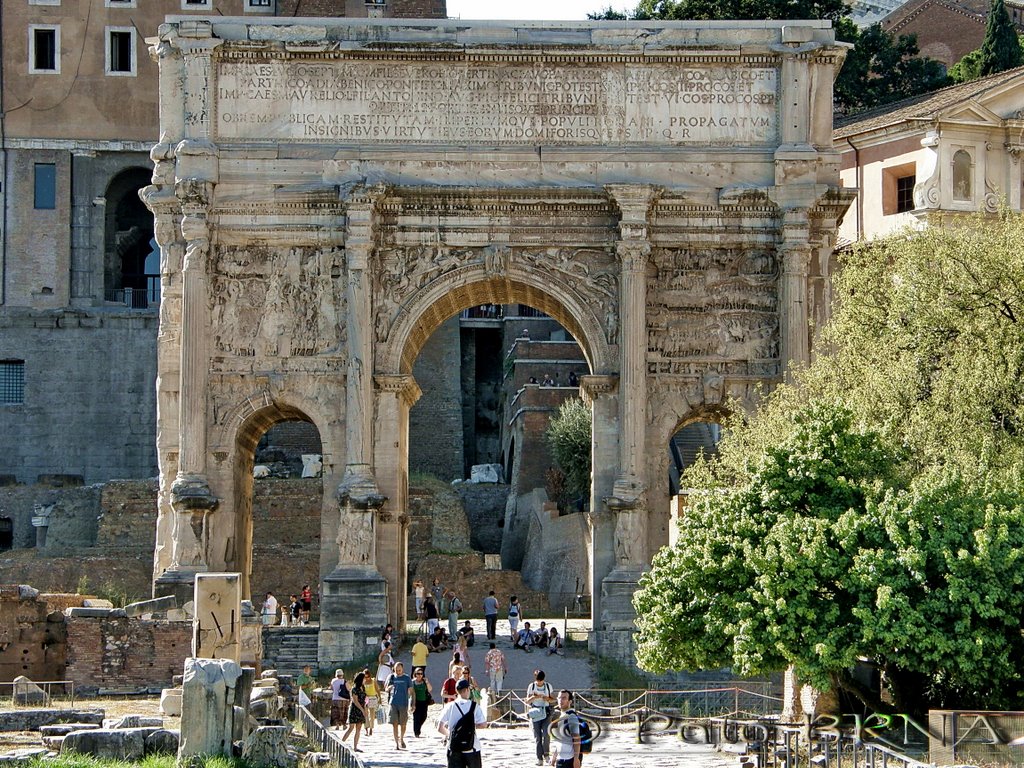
[0,748,48,765]
[260,669,278,679]
[124,595,177,618]
[179,656,242,759]
[82,599,114,608]
[160,688,182,716]
[13,676,49,706]
[242,725,294,768]
[39,723,101,736]
[300,752,331,768]
[64,607,115,618]
[145,729,180,754]
[104,715,164,729]
[470,463,502,483]
[0,709,105,732]
[61,728,146,761]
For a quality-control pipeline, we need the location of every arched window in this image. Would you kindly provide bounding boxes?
[0,517,12,551]
[104,168,158,307]
[952,150,973,202]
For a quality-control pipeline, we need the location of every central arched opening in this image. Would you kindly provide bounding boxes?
[399,279,602,641]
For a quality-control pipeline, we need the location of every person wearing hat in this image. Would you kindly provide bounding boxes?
[437,676,489,767]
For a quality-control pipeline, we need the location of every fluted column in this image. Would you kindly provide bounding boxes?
[579,374,618,638]
[605,184,658,565]
[374,374,422,626]
[780,211,812,377]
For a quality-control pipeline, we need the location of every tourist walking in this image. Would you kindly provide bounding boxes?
[484,642,508,692]
[459,666,482,704]
[441,666,460,704]
[362,668,378,735]
[261,592,278,626]
[526,669,555,765]
[386,661,413,749]
[431,576,444,607]
[376,642,395,688]
[483,591,499,640]
[411,668,434,737]
[437,678,489,768]
[552,689,582,768]
[330,669,351,728]
[287,595,301,627]
[341,671,367,752]
[412,635,430,673]
[508,595,522,641]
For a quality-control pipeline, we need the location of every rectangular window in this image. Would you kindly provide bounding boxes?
[34,164,56,210]
[246,0,272,7]
[29,26,60,74]
[106,28,135,76]
[105,0,137,8]
[0,361,25,405]
[896,175,915,213]
[181,0,210,8]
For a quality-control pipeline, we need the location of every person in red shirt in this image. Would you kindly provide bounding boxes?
[300,584,313,625]
[441,667,460,704]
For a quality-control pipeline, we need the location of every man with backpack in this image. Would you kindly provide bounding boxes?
[552,689,588,767]
[437,677,489,768]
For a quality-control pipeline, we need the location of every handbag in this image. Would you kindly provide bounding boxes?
[427,692,435,706]
[527,705,548,722]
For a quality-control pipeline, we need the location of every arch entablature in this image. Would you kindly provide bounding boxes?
[211,388,335,461]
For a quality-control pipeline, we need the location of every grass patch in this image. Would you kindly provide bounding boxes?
[32,755,255,768]
[592,653,651,690]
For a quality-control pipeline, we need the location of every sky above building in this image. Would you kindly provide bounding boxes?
[445,0,632,19]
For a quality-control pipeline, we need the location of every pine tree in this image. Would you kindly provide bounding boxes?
[980,0,1023,76]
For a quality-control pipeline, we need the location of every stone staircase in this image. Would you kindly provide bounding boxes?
[262,625,319,676]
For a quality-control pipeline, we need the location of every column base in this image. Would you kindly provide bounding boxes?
[154,567,206,605]
[318,566,388,669]
[590,565,646,664]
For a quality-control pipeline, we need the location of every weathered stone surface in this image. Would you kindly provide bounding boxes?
[469,464,502,484]
[39,723,101,736]
[13,676,49,705]
[179,657,242,759]
[193,573,242,661]
[0,709,104,732]
[0,748,48,765]
[82,599,113,608]
[300,455,322,478]
[64,607,115,618]
[104,715,164,729]
[124,595,177,618]
[301,752,331,768]
[160,687,182,717]
[242,725,294,768]
[61,728,145,760]
[145,728,180,755]
[249,685,283,720]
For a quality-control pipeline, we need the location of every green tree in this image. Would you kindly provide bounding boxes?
[635,212,1024,714]
[544,398,592,509]
[981,0,1023,75]
[950,34,1024,84]
[834,24,949,114]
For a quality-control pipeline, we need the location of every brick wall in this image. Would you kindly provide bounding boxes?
[410,316,465,482]
[65,616,191,693]
[0,586,66,683]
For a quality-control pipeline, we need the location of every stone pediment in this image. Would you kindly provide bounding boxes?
[939,100,1007,126]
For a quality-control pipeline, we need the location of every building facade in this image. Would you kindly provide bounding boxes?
[836,66,1024,243]
[0,0,445,485]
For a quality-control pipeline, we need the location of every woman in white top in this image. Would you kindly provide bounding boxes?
[376,642,395,686]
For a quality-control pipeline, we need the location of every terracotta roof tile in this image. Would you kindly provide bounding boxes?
[833,65,1024,138]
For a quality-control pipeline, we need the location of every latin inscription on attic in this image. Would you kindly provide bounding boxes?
[215,59,778,146]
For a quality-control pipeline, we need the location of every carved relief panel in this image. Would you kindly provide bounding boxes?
[209,246,347,359]
[647,247,780,378]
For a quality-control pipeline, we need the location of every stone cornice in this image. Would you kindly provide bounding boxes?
[579,374,619,404]
[374,374,422,407]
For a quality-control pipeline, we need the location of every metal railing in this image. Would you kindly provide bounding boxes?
[104,286,160,308]
[0,680,75,708]
[738,720,934,768]
[295,703,366,768]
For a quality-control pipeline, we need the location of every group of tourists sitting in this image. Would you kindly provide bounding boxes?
[426,620,476,653]
[513,621,563,654]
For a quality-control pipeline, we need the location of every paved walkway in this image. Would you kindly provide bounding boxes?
[348,723,735,768]
[395,617,594,696]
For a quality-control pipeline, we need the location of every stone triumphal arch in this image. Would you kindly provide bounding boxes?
[144,16,852,664]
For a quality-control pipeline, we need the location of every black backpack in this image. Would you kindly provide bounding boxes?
[449,701,477,752]
[566,710,594,754]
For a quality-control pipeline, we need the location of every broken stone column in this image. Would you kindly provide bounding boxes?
[178,657,241,764]
[192,573,241,661]
[242,725,293,768]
